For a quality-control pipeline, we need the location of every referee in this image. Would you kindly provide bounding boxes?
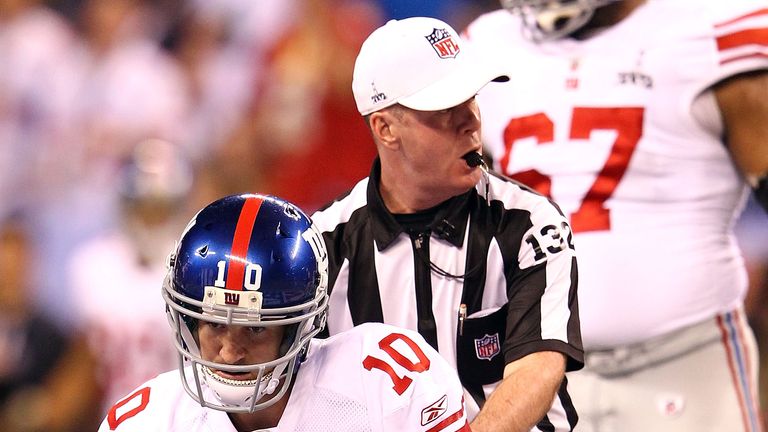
[311,17,583,432]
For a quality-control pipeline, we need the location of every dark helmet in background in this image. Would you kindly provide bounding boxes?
[501,0,620,41]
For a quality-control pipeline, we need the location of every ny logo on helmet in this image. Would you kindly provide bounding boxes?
[224,292,240,305]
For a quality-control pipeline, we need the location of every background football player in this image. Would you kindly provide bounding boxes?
[467,0,768,430]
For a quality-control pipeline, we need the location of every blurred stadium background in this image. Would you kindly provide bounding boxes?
[0,0,764,430]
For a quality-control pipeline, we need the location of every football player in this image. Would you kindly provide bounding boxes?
[68,139,192,415]
[100,194,470,431]
[467,0,768,430]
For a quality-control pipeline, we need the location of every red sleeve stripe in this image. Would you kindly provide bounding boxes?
[716,28,768,51]
[426,404,467,432]
[720,51,768,66]
[715,8,768,29]
[225,196,263,290]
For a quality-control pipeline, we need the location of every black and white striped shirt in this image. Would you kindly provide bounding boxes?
[312,159,583,431]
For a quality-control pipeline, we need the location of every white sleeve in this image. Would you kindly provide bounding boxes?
[357,324,470,432]
[98,385,156,432]
[97,372,191,432]
[693,0,768,95]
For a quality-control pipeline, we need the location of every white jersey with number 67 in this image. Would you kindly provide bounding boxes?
[468,0,768,349]
[99,323,470,432]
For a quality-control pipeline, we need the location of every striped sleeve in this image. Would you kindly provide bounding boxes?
[715,7,768,65]
[491,179,583,370]
[701,2,768,90]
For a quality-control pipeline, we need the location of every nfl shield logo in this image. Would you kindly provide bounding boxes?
[474,333,500,361]
[425,28,460,59]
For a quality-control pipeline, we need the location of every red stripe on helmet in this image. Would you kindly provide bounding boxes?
[226,196,263,290]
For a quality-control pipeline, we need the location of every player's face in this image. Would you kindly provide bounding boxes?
[395,98,483,197]
[198,322,285,380]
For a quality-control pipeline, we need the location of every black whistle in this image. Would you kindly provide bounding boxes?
[463,152,483,168]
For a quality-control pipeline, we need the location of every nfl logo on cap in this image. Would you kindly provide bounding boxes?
[474,333,501,361]
[351,16,508,116]
[425,28,460,59]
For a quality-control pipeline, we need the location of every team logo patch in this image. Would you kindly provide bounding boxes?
[203,286,263,310]
[425,28,460,59]
[421,394,448,426]
[474,333,500,361]
[224,291,240,305]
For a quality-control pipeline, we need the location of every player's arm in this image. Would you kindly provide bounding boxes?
[364,326,471,432]
[714,70,768,212]
[471,351,566,432]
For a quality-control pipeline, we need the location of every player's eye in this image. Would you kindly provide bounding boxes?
[249,326,267,335]
[203,321,226,331]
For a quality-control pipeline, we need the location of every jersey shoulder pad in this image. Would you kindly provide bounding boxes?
[98,371,182,432]
[311,177,369,232]
[697,0,768,85]
[699,0,768,21]
[343,323,470,431]
[465,9,517,40]
[487,173,569,221]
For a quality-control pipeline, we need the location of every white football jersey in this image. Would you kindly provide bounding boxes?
[467,0,768,349]
[99,323,470,432]
[68,232,177,415]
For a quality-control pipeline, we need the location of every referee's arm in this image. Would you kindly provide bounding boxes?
[472,351,566,432]
[471,203,581,431]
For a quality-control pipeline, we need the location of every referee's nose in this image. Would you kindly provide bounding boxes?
[456,97,481,136]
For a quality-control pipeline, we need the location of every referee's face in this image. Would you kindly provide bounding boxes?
[395,98,484,199]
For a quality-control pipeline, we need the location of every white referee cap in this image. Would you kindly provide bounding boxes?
[352,17,508,116]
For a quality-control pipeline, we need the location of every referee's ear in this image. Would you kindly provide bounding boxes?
[369,108,402,151]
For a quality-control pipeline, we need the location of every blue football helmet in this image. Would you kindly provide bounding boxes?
[501,0,619,41]
[162,194,328,413]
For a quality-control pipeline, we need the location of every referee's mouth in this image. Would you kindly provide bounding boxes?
[462,150,484,168]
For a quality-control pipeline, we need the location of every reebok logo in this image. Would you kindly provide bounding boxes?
[421,394,447,426]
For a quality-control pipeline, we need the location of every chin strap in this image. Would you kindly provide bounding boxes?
[261,363,287,396]
[200,360,289,410]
